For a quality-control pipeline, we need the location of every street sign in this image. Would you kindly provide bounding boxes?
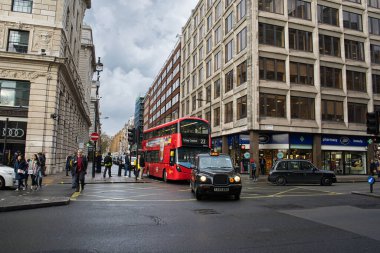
[90,132,99,141]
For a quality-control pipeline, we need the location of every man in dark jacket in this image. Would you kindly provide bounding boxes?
[103,152,113,178]
[72,149,88,192]
[124,154,131,177]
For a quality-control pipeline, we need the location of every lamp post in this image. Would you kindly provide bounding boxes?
[92,57,103,178]
[196,98,212,149]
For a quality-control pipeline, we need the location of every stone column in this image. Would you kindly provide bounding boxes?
[313,134,322,168]
[222,135,228,154]
[249,131,259,178]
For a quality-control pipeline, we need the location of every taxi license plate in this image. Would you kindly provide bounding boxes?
[214,187,229,192]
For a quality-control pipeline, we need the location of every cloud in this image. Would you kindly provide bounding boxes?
[84,0,197,135]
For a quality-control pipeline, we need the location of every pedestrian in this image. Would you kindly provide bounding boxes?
[65,154,72,176]
[134,156,140,180]
[124,153,131,177]
[28,154,41,191]
[103,152,113,178]
[118,154,124,177]
[38,152,46,176]
[138,154,145,180]
[69,152,76,189]
[259,155,266,175]
[14,154,27,191]
[72,149,88,192]
[370,159,377,176]
[250,158,257,181]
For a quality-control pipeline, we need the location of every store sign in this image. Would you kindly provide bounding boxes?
[0,120,27,141]
[259,134,289,144]
[321,135,367,147]
[290,134,313,145]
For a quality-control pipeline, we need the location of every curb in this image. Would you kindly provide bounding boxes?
[0,197,70,212]
[351,191,380,198]
[56,180,151,185]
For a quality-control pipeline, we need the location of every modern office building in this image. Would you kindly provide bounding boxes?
[0,0,94,173]
[180,0,378,175]
[145,41,181,129]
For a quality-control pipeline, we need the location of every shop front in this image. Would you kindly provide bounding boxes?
[258,133,289,174]
[321,135,367,175]
[0,118,27,166]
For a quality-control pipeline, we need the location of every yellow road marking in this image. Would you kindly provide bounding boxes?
[70,191,80,200]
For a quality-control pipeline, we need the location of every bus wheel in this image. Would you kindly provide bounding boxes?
[163,170,167,182]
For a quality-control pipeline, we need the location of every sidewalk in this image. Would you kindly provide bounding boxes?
[0,164,149,212]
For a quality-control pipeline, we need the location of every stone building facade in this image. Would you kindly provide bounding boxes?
[0,0,94,174]
[180,0,378,175]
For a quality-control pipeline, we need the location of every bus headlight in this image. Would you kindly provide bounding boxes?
[234,176,241,183]
[200,176,207,182]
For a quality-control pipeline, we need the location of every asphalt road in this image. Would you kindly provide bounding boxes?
[1,180,379,253]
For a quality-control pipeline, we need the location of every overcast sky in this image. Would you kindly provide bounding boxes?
[84,0,198,136]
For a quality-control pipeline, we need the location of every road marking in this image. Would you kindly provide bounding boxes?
[70,191,80,200]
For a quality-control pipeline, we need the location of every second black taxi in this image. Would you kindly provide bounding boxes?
[190,152,242,200]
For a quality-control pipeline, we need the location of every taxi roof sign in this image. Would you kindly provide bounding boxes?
[210,152,219,156]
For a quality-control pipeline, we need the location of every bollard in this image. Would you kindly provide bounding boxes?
[368,176,376,193]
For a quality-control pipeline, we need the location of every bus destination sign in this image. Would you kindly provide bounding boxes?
[182,134,209,147]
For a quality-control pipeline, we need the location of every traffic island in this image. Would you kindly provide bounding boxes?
[351,191,380,199]
[0,196,70,212]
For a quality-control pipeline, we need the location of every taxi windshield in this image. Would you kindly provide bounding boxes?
[199,156,233,171]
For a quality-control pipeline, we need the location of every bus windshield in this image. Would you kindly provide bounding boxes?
[177,147,210,168]
[180,120,209,134]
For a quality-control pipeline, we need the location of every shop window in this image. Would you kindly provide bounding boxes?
[7,30,29,53]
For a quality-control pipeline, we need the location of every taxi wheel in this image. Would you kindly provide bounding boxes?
[0,176,5,190]
[163,170,167,182]
[195,187,202,200]
[275,176,286,186]
[321,177,332,186]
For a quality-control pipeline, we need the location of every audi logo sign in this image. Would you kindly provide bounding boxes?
[2,128,25,138]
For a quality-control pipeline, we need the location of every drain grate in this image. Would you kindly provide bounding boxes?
[194,209,220,215]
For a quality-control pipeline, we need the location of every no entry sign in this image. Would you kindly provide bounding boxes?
[90,132,99,141]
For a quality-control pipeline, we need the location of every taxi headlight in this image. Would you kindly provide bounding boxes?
[234,176,241,183]
[200,176,207,182]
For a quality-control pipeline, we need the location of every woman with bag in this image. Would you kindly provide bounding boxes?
[14,155,27,191]
[28,154,41,191]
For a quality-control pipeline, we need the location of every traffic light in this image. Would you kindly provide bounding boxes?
[367,112,379,135]
[128,128,135,144]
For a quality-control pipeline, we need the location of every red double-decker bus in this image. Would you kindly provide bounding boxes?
[142,117,210,181]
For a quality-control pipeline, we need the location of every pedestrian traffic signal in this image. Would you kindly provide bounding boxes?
[128,128,135,144]
[366,112,379,135]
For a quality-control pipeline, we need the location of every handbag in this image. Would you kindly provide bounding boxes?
[17,169,24,174]
[28,168,34,175]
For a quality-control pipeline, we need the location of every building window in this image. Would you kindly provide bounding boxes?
[193,54,197,69]
[346,0,361,3]
[369,0,380,8]
[289,62,314,85]
[320,66,342,89]
[237,0,246,21]
[288,0,311,20]
[199,67,204,84]
[321,100,343,122]
[318,5,339,26]
[199,47,204,61]
[369,17,380,35]
[206,36,212,54]
[225,70,233,92]
[237,95,247,119]
[319,34,340,57]
[259,23,284,47]
[207,14,213,31]
[192,95,197,110]
[215,1,222,20]
[289,29,312,52]
[259,57,286,82]
[237,27,247,53]
[12,0,32,13]
[225,13,233,34]
[371,44,380,64]
[344,40,364,61]
[0,79,30,107]
[214,79,221,98]
[206,85,211,103]
[348,103,366,124]
[206,59,212,78]
[373,74,380,94]
[291,96,315,120]
[343,11,362,31]
[7,30,29,53]
[215,26,222,45]
[214,107,220,127]
[207,0,213,9]
[192,74,197,89]
[258,0,284,14]
[214,51,221,71]
[224,101,233,123]
[198,91,203,107]
[346,70,366,92]
[237,61,247,86]
[225,39,234,63]
[259,94,286,118]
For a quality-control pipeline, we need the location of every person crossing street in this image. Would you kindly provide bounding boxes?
[72,149,88,192]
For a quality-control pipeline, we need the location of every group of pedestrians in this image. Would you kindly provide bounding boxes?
[13,152,46,191]
[102,152,145,180]
[249,155,267,181]
[369,159,380,178]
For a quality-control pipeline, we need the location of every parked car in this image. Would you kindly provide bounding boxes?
[190,153,242,200]
[0,164,16,189]
[268,159,337,186]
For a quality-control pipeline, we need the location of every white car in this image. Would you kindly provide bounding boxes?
[0,165,16,189]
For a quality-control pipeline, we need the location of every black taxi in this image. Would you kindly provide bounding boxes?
[190,152,242,200]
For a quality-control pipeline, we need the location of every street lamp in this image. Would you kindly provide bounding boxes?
[92,57,103,178]
[196,98,212,148]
